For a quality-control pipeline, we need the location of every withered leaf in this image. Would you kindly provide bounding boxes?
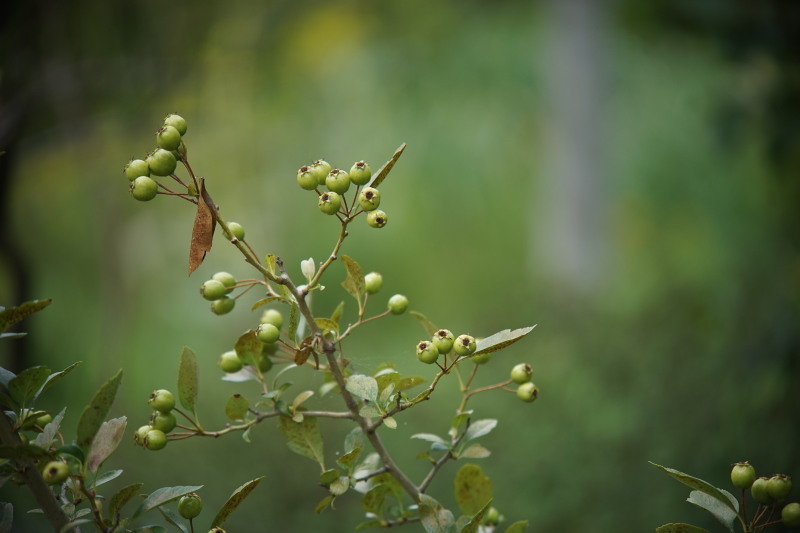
[188,178,216,275]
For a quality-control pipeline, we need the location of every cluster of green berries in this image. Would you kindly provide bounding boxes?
[730,462,799,527]
[135,389,176,451]
[218,309,285,374]
[415,329,477,364]
[200,271,239,315]
[510,362,539,402]
[296,159,388,228]
[124,113,188,201]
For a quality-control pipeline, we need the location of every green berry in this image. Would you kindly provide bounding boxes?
[358,187,381,211]
[260,309,284,329]
[297,165,318,190]
[349,160,372,185]
[782,502,800,528]
[164,113,187,136]
[227,222,245,240]
[319,191,342,215]
[151,411,177,433]
[752,477,772,504]
[510,363,533,384]
[157,125,182,151]
[42,461,69,485]
[310,160,331,185]
[516,382,539,402]
[325,169,350,194]
[483,507,500,526]
[172,142,186,162]
[212,272,236,293]
[218,350,244,373]
[124,159,150,181]
[453,335,477,356]
[387,294,408,315]
[148,389,175,413]
[211,296,235,315]
[257,323,280,343]
[432,329,455,354]
[36,413,53,427]
[364,272,383,294]
[416,340,440,364]
[130,176,159,201]
[730,462,756,489]
[768,474,792,502]
[255,353,273,372]
[146,148,177,176]
[471,352,492,364]
[144,428,167,450]
[178,493,203,520]
[366,210,388,228]
[134,424,153,446]
[200,279,227,301]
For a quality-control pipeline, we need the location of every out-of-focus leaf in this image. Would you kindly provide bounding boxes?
[410,311,437,337]
[463,419,497,443]
[315,495,334,514]
[337,447,362,472]
[649,462,738,513]
[397,376,426,391]
[130,526,167,533]
[472,326,536,357]
[655,524,711,533]
[278,415,325,470]
[0,444,49,461]
[411,433,449,449]
[458,498,493,533]
[383,416,397,429]
[210,476,264,527]
[87,417,127,472]
[291,391,314,412]
[346,375,378,403]
[320,469,340,485]
[251,296,290,311]
[56,443,85,464]
[330,476,349,496]
[9,366,50,407]
[177,347,198,416]
[361,484,391,514]
[0,333,25,340]
[458,445,491,459]
[315,318,339,334]
[188,178,216,275]
[419,493,457,533]
[234,330,263,367]
[0,299,52,333]
[225,394,249,421]
[330,301,345,329]
[368,143,406,189]
[134,485,203,517]
[108,482,144,519]
[94,469,123,487]
[288,303,300,345]
[340,255,365,301]
[76,370,122,450]
[345,427,364,453]
[34,362,81,402]
[686,490,737,533]
[504,520,530,533]
[60,519,94,532]
[453,464,493,516]
[156,506,189,533]
[32,408,65,448]
[0,368,16,389]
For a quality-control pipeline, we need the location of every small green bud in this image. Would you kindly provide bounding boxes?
[387,294,408,314]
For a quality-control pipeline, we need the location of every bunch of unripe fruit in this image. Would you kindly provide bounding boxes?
[124,114,188,201]
[730,461,799,528]
[134,389,177,451]
[296,159,388,228]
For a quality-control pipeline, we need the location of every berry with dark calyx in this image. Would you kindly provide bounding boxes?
[768,474,792,502]
[42,461,69,485]
[453,335,477,356]
[510,363,533,384]
[260,309,284,329]
[730,462,756,489]
[200,279,227,301]
[211,296,235,315]
[212,272,236,293]
[297,165,318,190]
[432,329,455,354]
[752,477,773,504]
[178,493,203,520]
[516,382,539,402]
[364,272,383,294]
[325,169,351,194]
[151,411,177,433]
[257,323,280,343]
[387,294,408,315]
[782,502,800,528]
[318,191,342,215]
[358,187,381,211]
[144,429,167,450]
[148,389,175,413]
[156,125,182,151]
[218,350,243,373]
[349,160,372,185]
[146,148,177,176]
[416,340,440,364]
[124,159,149,181]
[227,222,245,240]
[130,176,159,201]
[366,209,388,228]
[134,425,153,446]
[310,160,332,185]
[164,113,187,136]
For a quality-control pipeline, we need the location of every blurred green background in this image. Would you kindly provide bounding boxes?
[2,0,799,531]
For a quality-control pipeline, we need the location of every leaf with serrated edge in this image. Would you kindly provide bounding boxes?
[367,143,406,189]
[278,415,325,470]
[418,493,457,533]
[340,255,365,301]
[454,464,493,516]
[472,326,535,356]
[655,524,712,533]
[464,419,498,442]
[686,490,737,533]
[503,520,530,533]
[210,476,265,527]
[87,417,127,472]
[649,462,738,513]
[0,299,52,333]
[76,370,122,450]
[134,485,203,517]
[346,375,378,403]
[410,311,437,337]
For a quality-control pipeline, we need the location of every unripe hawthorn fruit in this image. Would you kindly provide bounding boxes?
[516,382,539,402]
[130,176,159,201]
[200,279,227,301]
[146,148,177,176]
[257,323,280,343]
[364,272,383,294]
[730,462,756,489]
[752,477,773,504]
[366,209,388,228]
[178,493,203,520]
[134,424,153,446]
[297,165,317,190]
[42,461,69,485]
[510,363,533,384]
[227,222,245,240]
[309,160,331,185]
[144,429,167,450]
[349,160,372,185]
[260,309,284,328]
[768,474,792,502]
[218,350,243,373]
[432,329,455,354]
[483,507,500,525]
[358,187,381,211]
[416,341,440,364]
[325,169,351,194]
[157,125,182,151]
[782,502,800,528]
[163,113,187,136]
[387,294,409,315]
[212,272,236,294]
[453,335,477,356]
[151,411,177,433]
[319,191,342,215]
[211,296,235,315]
[124,159,150,181]
[148,389,175,413]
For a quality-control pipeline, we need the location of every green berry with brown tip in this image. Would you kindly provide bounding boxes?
[130,176,159,201]
[358,187,381,211]
[178,493,203,519]
[730,462,756,489]
[416,340,440,364]
[510,363,533,384]
[42,461,69,485]
[325,169,351,194]
[297,165,318,190]
[151,411,177,433]
[148,389,175,413]
[516,382,539,402]
[212,272,236,293]
[146,148,177,176]
[124,159,150,181]
[349,160,372,185]
[310,160,331,185]
[366,210,388,228]
[432,329,455,354]
[144,428,167,450]
[453,335,477,356]
[319,191,342,215]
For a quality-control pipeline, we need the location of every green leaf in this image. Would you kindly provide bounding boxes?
[368,143,407,189]
[76,369,122,450]
[463,419,498,442]
[134,485,203,518]
[330,476,350,496]
[458,444,491,459]
[210,476,265,527]
[397,376,426,392]
[458,498,493,533]
[225,394,249,421]
[320,468,340,485]
[87,417,127,472]
[34,362,81,402]
[288,303,300,346]
[0,367,16,389]
[177,347,198,416]
[472,326,536,357]
[234,330,263,366]
[251,296,290,311]
[410,311,437,337]
[361,484,390,514]
[649,462,738,513]
[419,493,457,533]
[686,490,737,533]
[0,299,52,333]
[337,447,362,472]
[345,427,365,453]
[278,415,325,471]
[655,524,712,533]
[315,318,339,334]
[315,495,335,514]
[291,390,314,413]
[346,375,378,403]
[156,507,189,533]
[453,464,493,516]
[32,407,66,448]
[9,366,51,407]
[411,433,449,450]
[383,416,397,429]
[330,301,345,329]
[503,520,530,533]
[60,519,94,532]
[94,469,123,487]
[340,255,365,301]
